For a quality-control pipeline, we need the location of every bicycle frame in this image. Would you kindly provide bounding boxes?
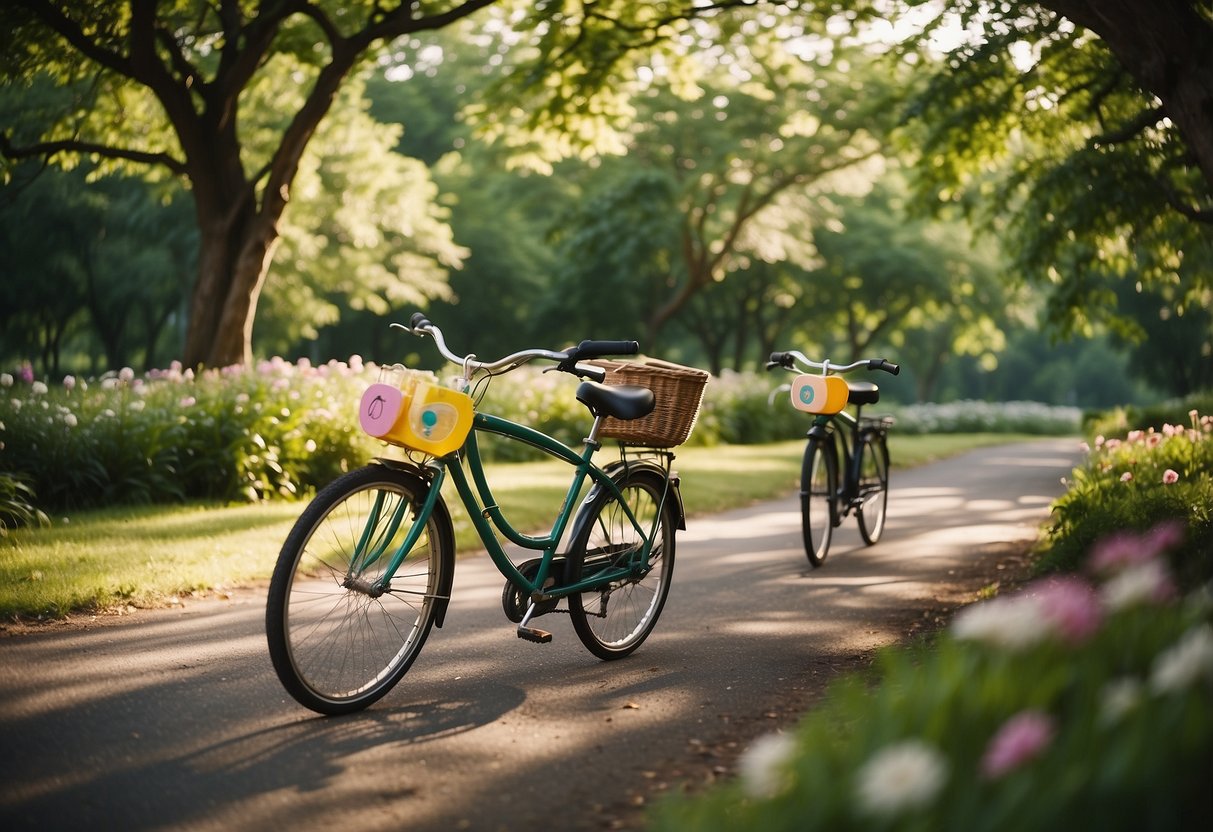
[361,409,674,603]
[808,407,864,516]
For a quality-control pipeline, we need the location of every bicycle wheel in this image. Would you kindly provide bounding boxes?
[567,472,675,660]
[801,437,838,567]
[266,464,452,714]
[856,432,890,545]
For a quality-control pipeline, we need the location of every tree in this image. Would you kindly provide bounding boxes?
[539,36,899,350]
[896,1,1213,336]
[0,164,97,376]
[491,0,1213,344]
[2,0,496,369]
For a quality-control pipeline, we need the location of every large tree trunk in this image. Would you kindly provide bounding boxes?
[184,208,280,369]
[1044,0,1213,195]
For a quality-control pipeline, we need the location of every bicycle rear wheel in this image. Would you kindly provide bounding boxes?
[567,472,675,660]
[856,432,890,545]
[266,464,452,714]
[801,437,837,567]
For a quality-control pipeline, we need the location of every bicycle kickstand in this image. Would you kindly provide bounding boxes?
[517,601,553,644]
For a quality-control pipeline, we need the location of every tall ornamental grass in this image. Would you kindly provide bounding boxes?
[651,523,1212,831]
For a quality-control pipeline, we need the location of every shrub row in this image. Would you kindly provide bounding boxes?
[2,361,1083,526]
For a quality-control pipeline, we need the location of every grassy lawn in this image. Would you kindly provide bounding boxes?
[1,433,1058,619]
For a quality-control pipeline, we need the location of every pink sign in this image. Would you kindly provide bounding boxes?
[359,383,404,438]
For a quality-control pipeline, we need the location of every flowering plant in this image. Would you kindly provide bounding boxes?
[650,524,1212,831]
[1045,410,1212,589]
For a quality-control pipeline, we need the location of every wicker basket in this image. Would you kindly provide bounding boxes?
[591,359,710,447]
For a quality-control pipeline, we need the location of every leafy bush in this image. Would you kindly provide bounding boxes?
[0,360,380,515]
[1085,391,1213,439]
[885,400,1083,436]
[1041,410,1213,590]
[0,359,1088,521]
[651,527,1212,831]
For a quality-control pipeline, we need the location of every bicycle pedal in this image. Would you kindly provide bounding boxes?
[517,626,553,644]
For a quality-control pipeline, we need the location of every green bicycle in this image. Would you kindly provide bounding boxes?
[266,313,705,715]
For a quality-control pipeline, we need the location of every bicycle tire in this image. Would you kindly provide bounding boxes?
[801,437,837,567]
[266,464,452,715]
[856,432,890,545]
[567,471,675,660]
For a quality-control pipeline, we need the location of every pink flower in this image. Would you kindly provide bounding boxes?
[1089,521,1185,575]
[1031,577,1102,644]
[1120,472,1133,483]
[981,711,1056,779]
[1162,469,1179,484]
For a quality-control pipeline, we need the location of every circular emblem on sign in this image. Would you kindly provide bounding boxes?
[421,407,439,436]
[799,384,815,405]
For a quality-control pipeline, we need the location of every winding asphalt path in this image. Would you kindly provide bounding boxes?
[0,438,1083,832]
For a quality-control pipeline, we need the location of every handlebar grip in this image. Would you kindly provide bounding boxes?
[767,351,793,371]
[574,339,640,359]
[409,312,432,331]
[868,358,900,375]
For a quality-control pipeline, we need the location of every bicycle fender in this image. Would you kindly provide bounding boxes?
[370,458,457,628]
[576,460,686,533]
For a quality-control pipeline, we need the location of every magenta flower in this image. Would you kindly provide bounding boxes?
[981,711,1056,779]
[1031,577,1102,644]
[1089,520,1185,575]
[1162,469,1179,484]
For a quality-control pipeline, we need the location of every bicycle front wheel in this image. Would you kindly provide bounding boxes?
[801,437,837,567]
[857,432,890,545]
[567,472,675,660]
[266,464,452,715]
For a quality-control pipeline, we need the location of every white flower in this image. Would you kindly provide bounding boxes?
[951,595,1053,651]
[31,380,48,395]
[63,413,78,428]
[118,367,135,382]
[1150,624,1213,694]
[1099,677,1144,724]
[1100,561,1174,612]
[738,732,797,798]
[0,373,12,387]
[855,740,948,817]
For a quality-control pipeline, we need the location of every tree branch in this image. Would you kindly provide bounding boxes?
[0,133,188,175]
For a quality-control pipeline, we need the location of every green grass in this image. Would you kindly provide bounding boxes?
[0,434,1058,619]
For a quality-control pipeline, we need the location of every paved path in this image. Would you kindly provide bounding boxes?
[0,438,1083,832]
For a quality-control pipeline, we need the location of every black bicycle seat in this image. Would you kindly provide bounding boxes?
[846,380,880,405]
[575,381,656,421]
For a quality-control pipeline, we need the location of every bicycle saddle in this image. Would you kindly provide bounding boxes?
[846,380,880,405]
[576,381,656,421]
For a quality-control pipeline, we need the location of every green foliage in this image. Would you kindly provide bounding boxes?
[651,532,1213,831]
[886,400,1081,437]
[0,359,380,514]
[897,1,1213,357]
[1041,410,1213,589]
[0,472,48,537]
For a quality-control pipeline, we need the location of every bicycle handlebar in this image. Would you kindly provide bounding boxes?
[766,350,900,376]
[397,313,638,382]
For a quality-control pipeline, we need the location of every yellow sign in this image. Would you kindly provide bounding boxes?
[790,374,849,415]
